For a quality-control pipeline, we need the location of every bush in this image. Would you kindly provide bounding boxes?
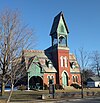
[18,85,26,91]
[70,83,81,89]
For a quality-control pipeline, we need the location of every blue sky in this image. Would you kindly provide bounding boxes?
[0,0,100,53]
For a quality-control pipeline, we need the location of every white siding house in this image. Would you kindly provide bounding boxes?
[87,76,100,87]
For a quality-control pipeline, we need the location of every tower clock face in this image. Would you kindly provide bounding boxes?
[53,38,58,45]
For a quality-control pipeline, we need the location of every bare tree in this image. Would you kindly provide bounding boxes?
[75,47,90,98]
[91,51,100,77]
[81,69,95,84]
[78,48,90,70]
[0,8,36,100]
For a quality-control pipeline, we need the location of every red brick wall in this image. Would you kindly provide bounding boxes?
[70,74,81,85]
[45,47,81,87]
[57,49,71,86]
[43,73,56,87]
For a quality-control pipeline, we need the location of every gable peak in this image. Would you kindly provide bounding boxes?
[50,11,69,35]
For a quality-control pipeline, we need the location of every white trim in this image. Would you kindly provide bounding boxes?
[60,56,68,68]
[72,75,78,83]
[61,70,69,77]
[60,56,63,67]
[64,56,68,67]
[58,46,69,50]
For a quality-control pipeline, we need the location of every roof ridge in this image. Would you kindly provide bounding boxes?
[23,50,44,53]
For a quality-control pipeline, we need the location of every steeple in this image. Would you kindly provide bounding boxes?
[50,11,69,48]
[50,11,69,35]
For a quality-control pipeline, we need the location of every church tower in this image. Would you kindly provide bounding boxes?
[50,12,71,87]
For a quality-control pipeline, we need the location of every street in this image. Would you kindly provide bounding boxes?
[35,97,100,103]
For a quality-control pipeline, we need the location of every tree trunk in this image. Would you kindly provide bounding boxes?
[7,84,14,103]
[1,81,5,96]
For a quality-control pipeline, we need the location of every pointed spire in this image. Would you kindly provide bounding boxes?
[50,11,69,35]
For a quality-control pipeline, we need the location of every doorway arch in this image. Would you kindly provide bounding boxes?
[29,76,43,90]
[62,72,68,88]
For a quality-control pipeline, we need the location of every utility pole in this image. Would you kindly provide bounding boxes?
[81,73,83,98]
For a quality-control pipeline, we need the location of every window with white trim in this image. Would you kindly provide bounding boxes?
[60,56,68,68]
[59,36,66,46]
[76,76,78,83]
[72,76,78,83]
[47,75,54,84]
[72,76,75,82]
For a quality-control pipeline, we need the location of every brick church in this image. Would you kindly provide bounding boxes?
[22,12,81,90]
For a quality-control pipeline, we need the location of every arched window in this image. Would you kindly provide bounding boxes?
[72,76,75,82]
[60,56,63,67]
[70,62,76,69]
[76,76,78,83]
[64,56,68,67]
[63,58,65,67]
[46,60,53,68]
[59,36,66,46]
[48,75,54,84]
[48,62,53,68]
[60,56,68,68]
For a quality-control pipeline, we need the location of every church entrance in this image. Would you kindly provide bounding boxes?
[29,76,43,90]
[62,72,68,88]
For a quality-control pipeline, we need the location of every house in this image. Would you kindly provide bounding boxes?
[21,12,81,90]
[87,76,100,87]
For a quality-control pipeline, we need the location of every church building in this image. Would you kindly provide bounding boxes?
[22,12,81,90]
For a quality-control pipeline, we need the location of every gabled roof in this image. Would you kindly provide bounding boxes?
[69,54,76,61]
[50,11,69,35]
[23,50,57,73]
[27,56,39,70]
[87,76,100,82]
